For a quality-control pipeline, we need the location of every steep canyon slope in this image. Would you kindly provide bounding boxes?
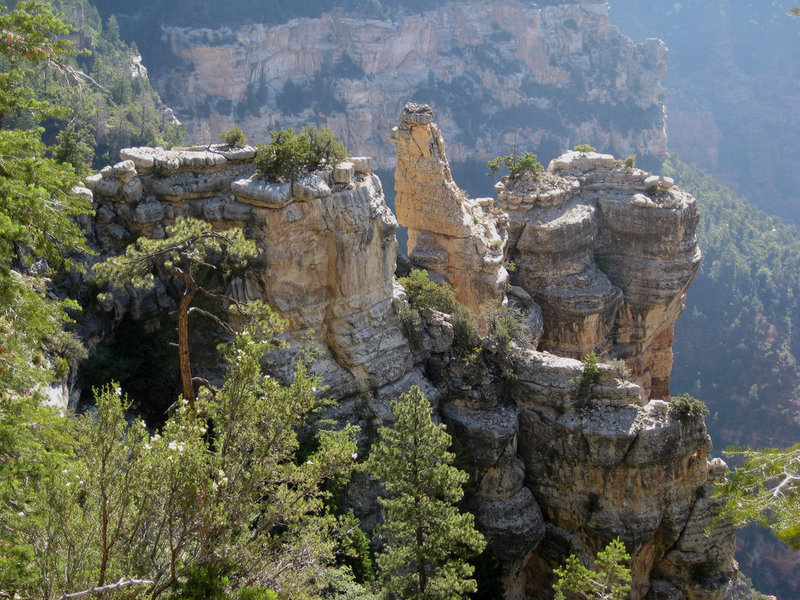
[609,0,800,225]
[78,102,736,599]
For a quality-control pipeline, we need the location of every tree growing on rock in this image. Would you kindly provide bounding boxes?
[93,217,257,407]
[552,537,631,600]
[254,126,347,182]
[366,385,485,600]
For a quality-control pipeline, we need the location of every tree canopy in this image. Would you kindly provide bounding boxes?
[1,309,360,599]
[716,445,800,551]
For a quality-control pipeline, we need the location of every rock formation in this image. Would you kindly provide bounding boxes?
[137,0,667,167]
[79,122,733,600]
[84,144,414,398]
[497,151,702,400]
[390,102,508,319]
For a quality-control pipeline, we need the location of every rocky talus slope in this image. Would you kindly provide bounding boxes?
[146,0,667,167]
[79,118,734,598]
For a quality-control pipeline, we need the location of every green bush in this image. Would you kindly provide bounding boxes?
[398,306,424,350]
[487,306,527,355]
[452,305,480,352]
[669,393,709,420]
[573,144,596,153]
[254,126,347,182]
[624,154,637,168]
[605,358,631,380]
[487,151,544,180]
[220,127,247,147]
[573,352,601,401]
[398,269,458,314]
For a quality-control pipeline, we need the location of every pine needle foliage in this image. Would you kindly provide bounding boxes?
[552,537,631,600]
[93,217,257,407]
[0,0,92,394]
[715,444,800,550]
[367,386,485,600]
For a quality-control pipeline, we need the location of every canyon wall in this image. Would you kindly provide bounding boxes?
[79,118,733,598]
[146,0,667,168]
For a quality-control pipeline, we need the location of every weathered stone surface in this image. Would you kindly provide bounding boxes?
[504,347,724,600]
[81,134,730,600]
[119,144,256,173]
[291,174,331,200]
[89,146,414,400]
[390,103,508,320]
[332,161,354,184]
[134,200,166,224]
[350,157,372,174]
[499,150,701,400]
[231,175,291,207]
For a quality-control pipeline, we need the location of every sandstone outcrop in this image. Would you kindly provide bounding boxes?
[390,102,508,320]
[498,151,702,399]
[144,0,667,167]
[85,144,413,398]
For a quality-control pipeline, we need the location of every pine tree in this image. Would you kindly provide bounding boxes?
[93,217,257,407]
[551,538,631,600]
[366,386,485,600]
[0,1,93,395]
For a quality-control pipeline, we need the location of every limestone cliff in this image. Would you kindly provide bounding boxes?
[498,151,702,400]
[145,0,666,168]
[79,118,733,599]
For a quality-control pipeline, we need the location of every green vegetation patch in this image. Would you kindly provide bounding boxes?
[254,126,347,182]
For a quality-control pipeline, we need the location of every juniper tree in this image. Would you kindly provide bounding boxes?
[366,386,485,600]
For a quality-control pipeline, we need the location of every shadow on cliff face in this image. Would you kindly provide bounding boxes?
[78,316,181,427]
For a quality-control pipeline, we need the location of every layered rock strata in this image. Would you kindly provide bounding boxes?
[498,151,702,399]
[505,352,736,600]
[84,144,413,398]
[389,102,508,319]
[402,303,736,599]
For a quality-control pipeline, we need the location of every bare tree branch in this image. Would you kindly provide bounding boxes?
[57,578,154,600]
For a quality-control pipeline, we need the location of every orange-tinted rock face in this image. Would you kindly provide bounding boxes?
[389,103,508,321]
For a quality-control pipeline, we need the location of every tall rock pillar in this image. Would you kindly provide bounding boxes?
[389,102,508,319]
